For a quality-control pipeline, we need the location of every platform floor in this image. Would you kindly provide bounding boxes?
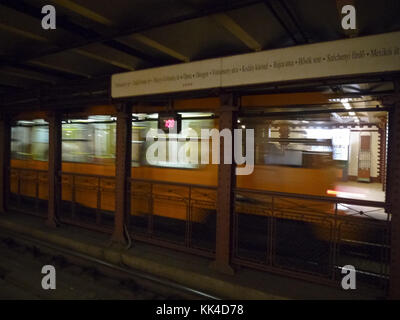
[335,181,385,202]
[0,211,387,300]
[333,181,387,220]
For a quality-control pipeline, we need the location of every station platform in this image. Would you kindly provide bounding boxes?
[0,211,385,300]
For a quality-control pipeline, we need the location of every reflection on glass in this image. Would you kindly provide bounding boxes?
[10,113,215,169]
[137,115,214,169]
[11,119,49,161]
[11,116,117,165]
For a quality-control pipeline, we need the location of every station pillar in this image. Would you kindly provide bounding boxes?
[387,97,400,299]
[211,94,237,275]
[47,111,62,227]
[112,104,132,245]
[0,114,11,214]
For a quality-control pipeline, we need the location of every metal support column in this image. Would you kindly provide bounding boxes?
[47,112,62,227]
[0,114,11,214]
[387,98,400,299]
[211,94,237,275]
[112,104,132,244]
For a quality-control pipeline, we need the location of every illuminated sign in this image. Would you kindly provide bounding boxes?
[164,119,175,129]
[158,113,181,133]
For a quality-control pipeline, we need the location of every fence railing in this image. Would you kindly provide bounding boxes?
[127,178,217,257]
[233,188,390,290]
[59,172,116,232]
[9,167,48,218]
[9,168,218,257]
[9,167,390,291]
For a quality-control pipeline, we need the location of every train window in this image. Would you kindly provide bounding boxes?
[10,113,215,169]
[11,119,49,161]
[62,116,116,165]
[133,112,215,169]
[263,138,333,168]
[238,110,387,202]
[11,116,117,165]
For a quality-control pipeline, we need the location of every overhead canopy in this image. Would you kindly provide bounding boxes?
[111,31,400,98]
[0,0,400,104]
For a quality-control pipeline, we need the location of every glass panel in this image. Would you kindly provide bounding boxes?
[234,110,388,286]
[237,111,387,200]
[134,112,215,169]
[10,119,49,216]
[62,116,116,164]
[11,119,49,161]
[59,116,116,228]
[128,112,218,252]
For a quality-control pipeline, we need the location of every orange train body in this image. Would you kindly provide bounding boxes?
[10,159,381,244]
[10,159,337,221]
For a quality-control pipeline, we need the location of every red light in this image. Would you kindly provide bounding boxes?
[164,119,175,129]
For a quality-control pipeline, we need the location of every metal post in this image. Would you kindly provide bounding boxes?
[387,98,400,299]
[47,112,62,227]
[112,104,132,244]
[211,93,237,275]
[0,114,11,214]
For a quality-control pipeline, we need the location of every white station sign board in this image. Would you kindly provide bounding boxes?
[111,31,400,98]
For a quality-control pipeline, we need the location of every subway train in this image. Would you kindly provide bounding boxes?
[10,113,337,212]
[9,111,387,262]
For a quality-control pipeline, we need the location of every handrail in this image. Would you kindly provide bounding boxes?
[130,177,217,190]
[235,187,386,208]
[11,167,217,190]
[61,171,115,179]
[9,167,47,173]
[11,167,385,207]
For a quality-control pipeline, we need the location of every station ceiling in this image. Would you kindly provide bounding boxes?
[0,0,399,101]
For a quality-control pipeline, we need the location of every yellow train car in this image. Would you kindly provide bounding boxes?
[8,113,345,232]
[9,111,387,257]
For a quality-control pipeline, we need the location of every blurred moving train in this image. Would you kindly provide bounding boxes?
[10,113,336,197]
[9,112,383,247]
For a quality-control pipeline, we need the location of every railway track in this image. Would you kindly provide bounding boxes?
[0,229,219,300]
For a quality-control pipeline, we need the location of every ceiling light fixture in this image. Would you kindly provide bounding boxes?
[342,98,352,110]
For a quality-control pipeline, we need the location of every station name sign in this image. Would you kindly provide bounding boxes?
[111,31,400,98]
